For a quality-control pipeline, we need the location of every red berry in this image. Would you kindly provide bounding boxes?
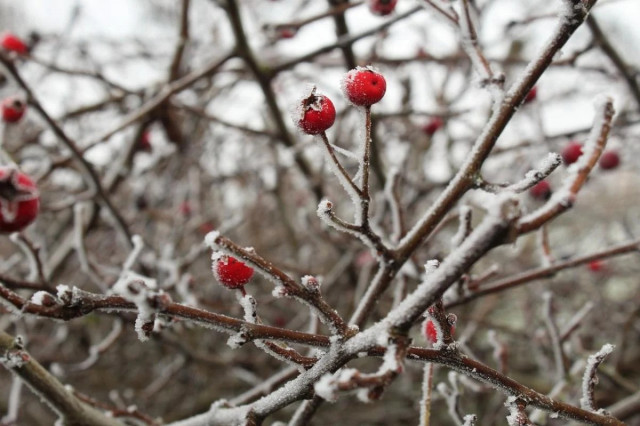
[423,319,455,344]
[278,27,297,39]
[524,87,537,104]
[213,254,254,289]
[138,131,152,152]
[424,320,437,343]
[0,33,28,55]
[199,221,215,235]
[297,89,336,135]
[342,67,386,107]
[598,150,620,170]
[422,117,443,136]
[529,180,551,200]
[1,97,26,123]
[561,142,583,165]
[0,167,39,233]
[368,0,398,16]
[179,201,192,216]
[587,259,605,273]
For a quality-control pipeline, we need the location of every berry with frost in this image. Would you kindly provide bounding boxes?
[598,150,619,170]
[368,0,398,16]
[342,67,386,107]
[0,167,40,233]
[422,117,443,136]
[297,89,336,135]
[213,253,254,289]
[0,32,28,55]
[529,180,551,200]
[423,319,455,344]
[561,141,583,165]
[1,97,26,123]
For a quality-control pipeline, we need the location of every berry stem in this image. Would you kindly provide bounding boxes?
[319,132,361,197]
[360,105,372,226]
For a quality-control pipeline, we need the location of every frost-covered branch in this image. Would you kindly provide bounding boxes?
[542,292,567,380]
[0,331,122,426]
[475,153,562,194]
[446,237,640,308]
[505,397,534,426]
[580,344,615,412]
[205,232,352,336]
[397,0,598,260]
[0,50,133,247]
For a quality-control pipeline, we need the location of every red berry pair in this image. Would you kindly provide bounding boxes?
[0,167,39,233]
[561,141,620,170]
[296,67,386,134]
[213,253,254,290]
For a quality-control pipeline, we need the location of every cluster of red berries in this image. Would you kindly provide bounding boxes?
[2,97,26,123]
[296,67,386,135]
[213,253,255,290]
[0,32,28,55]
[0,167,40,233]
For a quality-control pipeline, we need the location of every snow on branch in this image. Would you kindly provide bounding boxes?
[112,279,172,342]
[580,343,615,412]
